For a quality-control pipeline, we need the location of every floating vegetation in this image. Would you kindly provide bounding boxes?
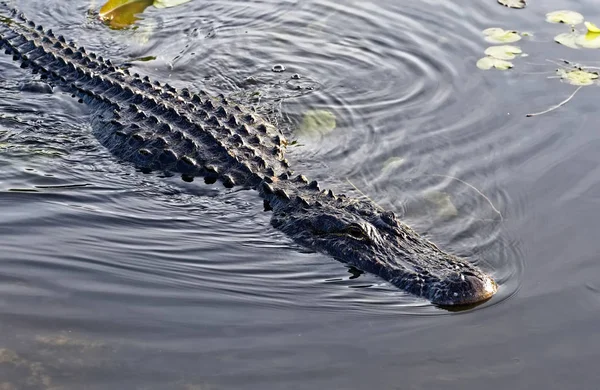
[557,68,599,86]
[543,10,600,49]
[553,27,600,49]
[99,0,191,29]
[546,10,584,25]
[99,0,154,29]
[526,63,598,117]
[484,45,523,60]
[482,28,522,43]
[497,0,526,9]
[477,45,525,70]
[423,191,458,219]
[585,22,600,33]
[476,56,513,70]
[297,109,337,138]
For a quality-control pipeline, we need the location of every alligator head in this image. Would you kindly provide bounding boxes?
[271,195,497,306]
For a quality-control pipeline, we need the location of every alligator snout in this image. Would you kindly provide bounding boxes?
[430,271,497,306]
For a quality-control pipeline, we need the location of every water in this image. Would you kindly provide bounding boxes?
[0,0,599,388]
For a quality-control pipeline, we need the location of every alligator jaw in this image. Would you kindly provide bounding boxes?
[429,272,497,306]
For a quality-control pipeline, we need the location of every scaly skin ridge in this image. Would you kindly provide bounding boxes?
[2,16,288,189]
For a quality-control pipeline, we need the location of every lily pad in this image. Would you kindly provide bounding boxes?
[482,28,521,43]
[546,10,584,25]
[298,110,337,137]
[99,0,191,28]
[497,0,526,9]
[577,32,600,49]
[554,32,580,49]
[476,56,513,70]
[484,45,523,60]
[555,30,600,49]
[153,0,191,8]
[558,68,599,86]
[585,22,600,33]
[99,0,154,29]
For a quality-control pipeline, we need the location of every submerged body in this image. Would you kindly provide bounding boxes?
[0,9,497,306]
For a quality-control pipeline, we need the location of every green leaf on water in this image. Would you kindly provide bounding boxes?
[484,45,523,60]
[476,56,513,70]
[297,110,337,137]
[482,28,521,43]
[497,0,526,9]
[557,68,599,86]
[546,10,584,25]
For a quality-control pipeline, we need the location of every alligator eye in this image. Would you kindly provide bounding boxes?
[343,224,367,240]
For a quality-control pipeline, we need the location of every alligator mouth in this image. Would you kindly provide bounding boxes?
[430,272,498,307]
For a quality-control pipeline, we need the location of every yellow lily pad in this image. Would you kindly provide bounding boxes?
[482,28,521,43]
[585,21,600,33]
[577,32,600,48]
[546,10,584,25]
[558,69,599,86]
[99,0,154,29]
[476,56,513,70]
[497,0,526,9]
[297,110,337,137]
[484,45,523,60]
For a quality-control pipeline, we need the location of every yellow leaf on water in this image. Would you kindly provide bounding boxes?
[99,0,154,29]
[585,21,600,33]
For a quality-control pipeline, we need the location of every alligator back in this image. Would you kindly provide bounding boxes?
[0,10,290,189]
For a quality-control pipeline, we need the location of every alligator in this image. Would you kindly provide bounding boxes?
[0,8,497,306]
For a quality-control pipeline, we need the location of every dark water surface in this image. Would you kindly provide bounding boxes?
[1,0,599,388]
